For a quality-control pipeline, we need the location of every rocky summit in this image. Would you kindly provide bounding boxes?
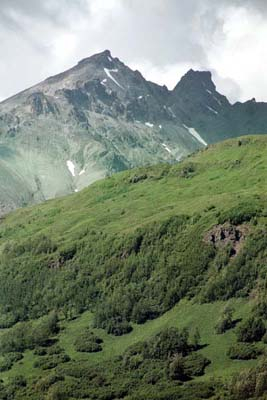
[1,49,267,214]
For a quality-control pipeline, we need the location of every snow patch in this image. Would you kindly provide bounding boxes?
[67,160,75,177]
[138,96,143,99]
[75,189,78,193]
[213,96,222,106]
[159,125,162,129]
[162,143,172,154]
[79,169,85,176]
[206,89,222,106]
[206,106,218,115]
[183,125,207,147]
[104,68,124,89]
[108,56,112,62]
[168,107,177,118]
[101,78,107,86]
[145,122,154,128]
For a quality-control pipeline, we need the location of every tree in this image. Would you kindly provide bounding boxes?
[192,327,201,349]
[215,305,234,334]
[237,317,266,343]
[168,354,186,381]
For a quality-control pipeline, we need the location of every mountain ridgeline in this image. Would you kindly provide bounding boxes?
[1,50,267,214]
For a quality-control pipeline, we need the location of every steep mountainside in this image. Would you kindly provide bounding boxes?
[1,136,267,399]
[1,50,267,214]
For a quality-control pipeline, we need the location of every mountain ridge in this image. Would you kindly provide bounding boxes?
[1,49,267,215]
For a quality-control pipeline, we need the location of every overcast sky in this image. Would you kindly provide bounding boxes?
[0,0,267,103]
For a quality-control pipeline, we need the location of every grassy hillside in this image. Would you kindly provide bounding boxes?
[1,136,267,399]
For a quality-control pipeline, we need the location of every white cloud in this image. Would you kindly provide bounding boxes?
[0,0,267,102]
[207,6,267,101]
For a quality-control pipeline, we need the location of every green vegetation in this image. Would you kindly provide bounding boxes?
[1,136,267,398]
[74,329,103,353]
[227,343,262,360]
[236,317,266,343]
[215,305,235,334]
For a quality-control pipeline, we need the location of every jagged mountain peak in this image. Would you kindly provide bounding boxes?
[1,50,267,215]
[77,49,115,67]
[174,69,216,93]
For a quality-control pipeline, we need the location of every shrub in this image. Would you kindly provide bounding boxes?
[106,320,133,336]
[183,353,210,377]
[168,354,187,381]
[34,347,47,356]
[46,344,64,355]
[0,313,18,329]
[230,369,256,400]
[124,354,144,370]
[0,312,60,354]
[124,327,190,363]
[129,174,148,184]
[179,163,196,179]
[74,329,103,353]
[227,343,261,360]
[35,373,65,392]
[236,317,266,342]
[218,203,259,225]
[0,357,13,372]
[191,327,201,349]
[215,305,234,334]
[8,375,27,389]
[34,354,70,370]
[148,327,190,359]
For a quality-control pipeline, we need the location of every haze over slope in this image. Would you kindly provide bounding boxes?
[1,50,267,214]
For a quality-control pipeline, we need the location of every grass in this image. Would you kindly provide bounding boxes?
[0,298,255,382]
[1,136,267,396]
[58,298,255,380]
[1,135,267,246]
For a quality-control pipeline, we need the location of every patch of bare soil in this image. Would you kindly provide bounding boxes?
[205,223,249,257]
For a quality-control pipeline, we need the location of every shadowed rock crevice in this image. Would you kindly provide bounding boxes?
[205,223,249,257]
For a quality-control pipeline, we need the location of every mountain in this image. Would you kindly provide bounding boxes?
[1,135,267,399]
[1,50,267,215]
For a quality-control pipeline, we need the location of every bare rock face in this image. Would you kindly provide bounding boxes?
[205,223,249,257]
[1,49,267,213]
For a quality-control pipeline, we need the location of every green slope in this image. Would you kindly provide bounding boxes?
[3,135,267,238]
[1,136,267,399]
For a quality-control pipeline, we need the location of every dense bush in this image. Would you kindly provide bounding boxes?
[74,329,103,353]
[34,344,63,356]
[218,203,260,225]
[35,373,65,393]
[236,317,266,343]
[203,227,267,302]
[230,358,267,399]
[168,354,187,381]
[0,214,217,332]
[0,353,23,372]
[168,353,210,380]
[33,354,70,370]
[123,327,191,368]
[0,312,18,329]
[0,311,60,354]
[227,343,261,360]
[183,353,211,377]
[123,326,207,379]
[0,326,212,400]
[215,305,234,334]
